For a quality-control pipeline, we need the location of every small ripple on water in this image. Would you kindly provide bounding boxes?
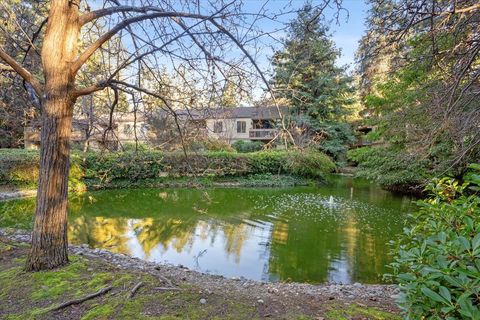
[249,193,404,234]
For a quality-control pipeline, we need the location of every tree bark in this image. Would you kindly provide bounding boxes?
[26,0,80,271]
[26,97,74,271]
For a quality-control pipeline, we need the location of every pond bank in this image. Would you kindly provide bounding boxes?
[0,228,400,319]
[0,174,315,201]
[0,185,36,201]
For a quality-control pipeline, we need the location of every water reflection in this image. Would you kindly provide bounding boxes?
[1,175,413,283]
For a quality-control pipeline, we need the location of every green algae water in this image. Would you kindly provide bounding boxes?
[0,175,413,284]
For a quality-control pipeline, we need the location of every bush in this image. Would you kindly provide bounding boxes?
[186,138,234,152]
[286,149,336,178]
[0,148,335,189]
[347,146,429,194]
[122,142,151,152]
[0,149,85,192]
[0,149,39,187]
[231,140,263,153]
[387,165,480,319]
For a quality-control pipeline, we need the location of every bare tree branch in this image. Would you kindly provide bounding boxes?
[0,48,43,96]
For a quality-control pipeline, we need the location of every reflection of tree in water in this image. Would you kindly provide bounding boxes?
[68,216,129,254]
[268,211,343,283]
[222,223,250,263]
[267,205,399,283]
[131,217,198,256]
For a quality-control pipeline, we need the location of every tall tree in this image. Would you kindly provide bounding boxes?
[271,4,355,161]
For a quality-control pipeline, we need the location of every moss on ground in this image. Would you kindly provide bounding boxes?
[325,303,402,320]
[0,238,400,319]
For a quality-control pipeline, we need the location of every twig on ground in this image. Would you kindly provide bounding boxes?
[153,287,181,291]
[50,286,113,311]
[128,281,144,299]
[157,274,174,287]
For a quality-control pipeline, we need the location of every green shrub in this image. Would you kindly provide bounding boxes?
[231,140,263,153]
[0,148,335,189]
[122,142,151,152]
[0,149,85,192]
[286,149,336,178]
[84,149,335,184]
[347,146,429,193]
[387,166,480,319]
[186,138,234,152]
[0,149,39,187]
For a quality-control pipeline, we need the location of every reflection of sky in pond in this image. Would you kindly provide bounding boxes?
[0,175,414,284]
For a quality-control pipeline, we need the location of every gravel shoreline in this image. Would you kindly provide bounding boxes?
[0,189,36,201]
[0,227,400,310]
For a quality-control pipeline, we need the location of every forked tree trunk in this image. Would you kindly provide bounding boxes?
[26,0,80,271]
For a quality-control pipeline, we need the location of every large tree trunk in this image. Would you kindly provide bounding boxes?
[26,98,74,271]
[26,0,80,271]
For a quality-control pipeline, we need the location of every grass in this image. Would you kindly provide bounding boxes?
[325,303,401,320]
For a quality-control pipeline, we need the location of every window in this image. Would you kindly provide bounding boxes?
[213,121,223,133]
[237,121,246,133]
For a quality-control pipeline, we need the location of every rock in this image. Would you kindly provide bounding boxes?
[199,298,207,304]
[353,282,362,288]
[257,299,264,304]
[267,287,278,294]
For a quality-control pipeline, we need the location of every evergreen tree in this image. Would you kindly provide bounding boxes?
[271,4,355,162]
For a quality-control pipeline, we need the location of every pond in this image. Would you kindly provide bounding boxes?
[0,175,413,284]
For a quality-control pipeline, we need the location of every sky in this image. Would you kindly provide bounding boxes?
[236,0,370,100]
[241,0,369,72]
[329,0,369,69]
[86,0,370,103]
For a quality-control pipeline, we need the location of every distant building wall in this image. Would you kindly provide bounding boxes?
[206,118,253,142]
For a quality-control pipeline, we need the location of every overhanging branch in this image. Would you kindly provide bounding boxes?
[0,48,43,96]
[72,11,214,74]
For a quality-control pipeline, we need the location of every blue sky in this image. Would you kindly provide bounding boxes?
[240,0,369,75]
[329,0,369,69]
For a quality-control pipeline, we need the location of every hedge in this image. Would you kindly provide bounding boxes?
[0,149,335,190]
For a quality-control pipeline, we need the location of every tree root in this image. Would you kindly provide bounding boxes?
[128,281,143,299]
[50,286,113,311]
[157,274,174,287]
[153,287,181,291]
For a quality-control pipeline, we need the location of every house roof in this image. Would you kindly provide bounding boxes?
[167,106,288,120]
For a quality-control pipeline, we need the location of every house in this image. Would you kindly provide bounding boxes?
[171,106,285,144]
[24,106,287,150]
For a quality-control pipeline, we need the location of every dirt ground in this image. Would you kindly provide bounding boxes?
[0,233,401,320]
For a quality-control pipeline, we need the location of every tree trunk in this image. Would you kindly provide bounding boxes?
[26,0,80,271]
[26,98,74,271]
